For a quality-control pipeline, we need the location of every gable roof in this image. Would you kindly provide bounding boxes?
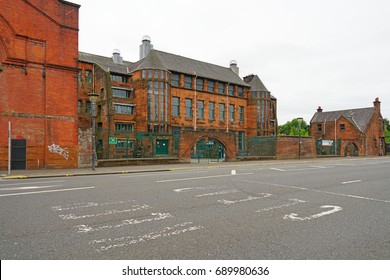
[78,52,133,75]
[244,74,269,92]
[129,49,249,87]
[310,107,375,132]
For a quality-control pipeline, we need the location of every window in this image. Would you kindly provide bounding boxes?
[184,75,192,89]
[114,103,135,114]
[238,86,244,97]
[340,124,345,132]
[185,99,192,118]
[172,73,180,87]
[86,101,91,114]
[317,124,322,132]
[238,131,245,151]
[78,100,82,113]
[116,139,134,150]
[147,81,153,120]
[110,73,127,83]
[207,80,215,93]
[172,97,180,117]
[228,84,234,96]
[142,70,146,79]
[115,123,134,132]
[239,106,244,122]
[219,103,225,121]
[196,78,204,91]
[218,82,225,94]
[198,100,204,119]
[209,102,215,120]
[229,104,235,122]
[78,71,82,83]
[86,70,92,83]
[112,88,132,98]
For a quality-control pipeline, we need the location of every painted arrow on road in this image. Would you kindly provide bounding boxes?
[283,205,343,221]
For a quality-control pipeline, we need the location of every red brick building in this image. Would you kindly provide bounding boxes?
[78,37,278,163]
[310,98,385,156]
[0,0,80,170]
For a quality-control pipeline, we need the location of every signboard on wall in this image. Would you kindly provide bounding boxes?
[322,140,334,146]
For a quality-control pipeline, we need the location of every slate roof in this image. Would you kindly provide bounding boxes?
[78,52,133,75]
[310,107,375,133]
[129,50,249,87]
[244,74,269,92]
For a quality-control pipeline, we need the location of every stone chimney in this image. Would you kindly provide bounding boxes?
[112,49,123,64]
[139,35,153,60]
[317,106,323,113]
[374,97,381,112]
[230,60,239,75]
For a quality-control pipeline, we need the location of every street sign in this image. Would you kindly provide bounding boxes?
[109,137,117,144]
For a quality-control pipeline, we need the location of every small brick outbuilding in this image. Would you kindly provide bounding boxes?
[310,98,385,156]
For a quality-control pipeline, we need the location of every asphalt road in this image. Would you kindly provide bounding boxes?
[0,157,389,259]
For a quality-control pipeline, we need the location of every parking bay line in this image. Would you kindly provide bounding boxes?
[157,173,253,183]
[237,179,390,204]
[0,186,95,197]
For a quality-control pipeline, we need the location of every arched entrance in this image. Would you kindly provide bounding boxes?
[191,138,226,162]
[344,142,358,156]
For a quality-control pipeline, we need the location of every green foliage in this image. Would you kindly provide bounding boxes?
[278,118,309,136]
[384,118,390,143]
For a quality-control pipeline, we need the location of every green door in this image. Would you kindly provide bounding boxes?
[156,140,169,155]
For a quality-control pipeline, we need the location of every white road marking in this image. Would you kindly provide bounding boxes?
[58,204,151,220]
[218,193,272,205]
[174,185,227,193]
[120,170,208,178]
[271,166,332,172]
[341,180,362,185]
[270,168,285,172]
[196,189,239,197]
[238,179,390,203]
[256,198,306,212]
[51,199,135,211]
[75,212,173,233]
[90,222,203,252]
[157,173,253,183]
[0,185,62,191]
[283,205,343,221]
[0,180,65,187]
[0,186,95,197]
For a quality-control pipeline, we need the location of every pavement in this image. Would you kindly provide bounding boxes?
[1,156,388,179]
[0,159,299,179]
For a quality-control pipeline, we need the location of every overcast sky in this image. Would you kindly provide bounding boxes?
[74,0,390,125]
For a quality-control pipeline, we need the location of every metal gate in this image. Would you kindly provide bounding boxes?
[192,138,225,161]
[11,139,26,170]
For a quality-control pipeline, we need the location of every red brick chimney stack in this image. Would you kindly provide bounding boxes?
[317,106,323,113]
[374,97,381,112]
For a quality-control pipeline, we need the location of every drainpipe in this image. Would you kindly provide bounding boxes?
[226,83,229,133]
[194,73,197,131]
[334,119,337,155]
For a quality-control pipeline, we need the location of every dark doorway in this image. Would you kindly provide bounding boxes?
[344,142,358,156]
[11,139,26,170]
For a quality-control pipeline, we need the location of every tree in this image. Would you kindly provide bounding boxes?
[278,118,309,136]
[384,118,390,143]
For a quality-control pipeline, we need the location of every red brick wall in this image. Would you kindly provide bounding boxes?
[0,0,79,169]
[276,136,316,159]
